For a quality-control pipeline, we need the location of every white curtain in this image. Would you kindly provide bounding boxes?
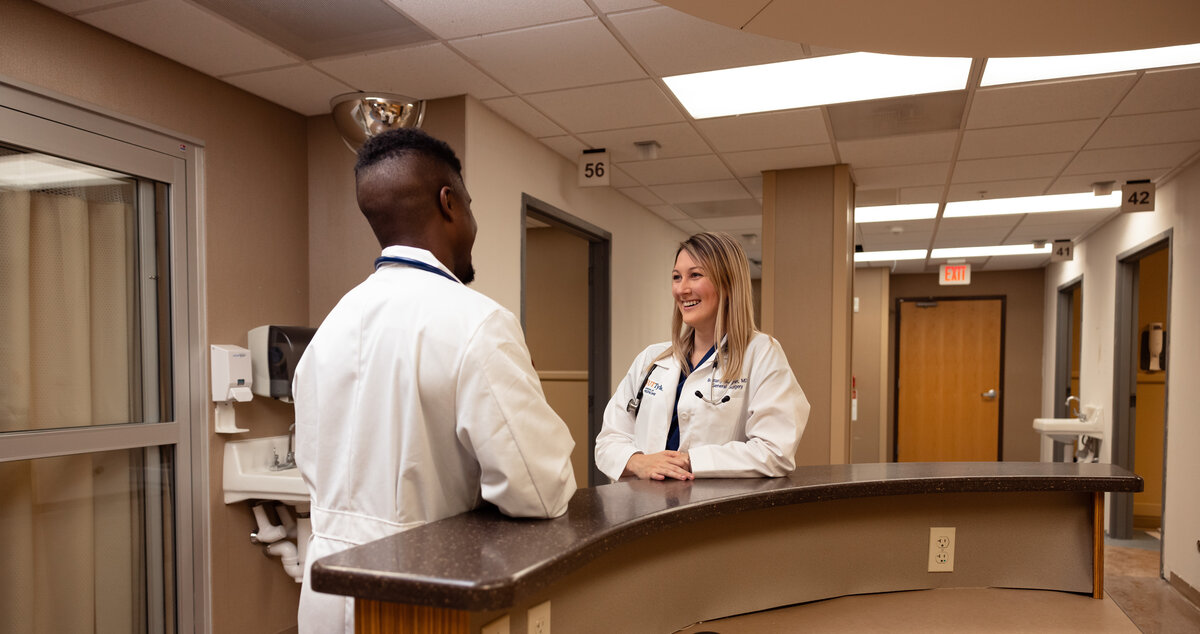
[0,185,140,633]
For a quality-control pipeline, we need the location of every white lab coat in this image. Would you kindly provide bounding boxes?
[595,333,809,481]
[292,246,576,633]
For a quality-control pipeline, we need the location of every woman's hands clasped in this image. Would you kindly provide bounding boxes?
[623,451,693,481]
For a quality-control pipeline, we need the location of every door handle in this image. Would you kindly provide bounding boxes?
[981,389,997,400]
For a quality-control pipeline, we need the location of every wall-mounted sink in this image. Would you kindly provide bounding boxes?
[224,434,308,504]
[1033,406,1103,462]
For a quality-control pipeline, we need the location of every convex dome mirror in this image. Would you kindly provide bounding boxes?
[330,92,425,153]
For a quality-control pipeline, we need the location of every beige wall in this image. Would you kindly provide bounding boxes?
[851,268,890,463]
[0,2,308,632]
[889,269,1045,462]
[1043,160,1199,591]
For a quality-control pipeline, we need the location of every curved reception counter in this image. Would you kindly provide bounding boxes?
[312,462,1141,634]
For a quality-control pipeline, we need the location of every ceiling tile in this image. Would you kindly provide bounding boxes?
[1064,141,1200,175]
[853,162,950,189]
[35,0,118,12]
[967,74,1137,129]
[828,91,966,141]
[1113,66,1200,115]
[450,18,645,94]
[648,204,687,221]
[618,186,665,206]
[1005,209,1120,243]
[724,145,836,178]
[856,232,932,251]
[933,216,1023,248]
[193,0,433,60]
[222,65,356,116]
[899,186,945,203]
[608,164,638,188]
[389,0,593,39]
[593,0,660,12]
[958,120,1098,160]
[77,0,297,77]
[314,43,509,102]
[858,219,936,237]
[855,189,901,206]
[1087,109,1200,148]
[578,123,711,163]
[951,153,1072,183]
[677,199,762,218]
[538,135,587,161]
[694,214,762,232]
[482,97,565,138]
[672,218,706,234]
[694,109,828,153]
[977,254,1051,271]
[1049,170,1167,195]
[649,179,750,204]
[620,154,732,186]
[838,131,957,168]
[946,178,1054,201]
[609,5,808,77]
[525,80,683,132]
[740,176,763,198]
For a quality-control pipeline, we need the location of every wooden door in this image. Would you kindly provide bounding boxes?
[897,299,1003,461]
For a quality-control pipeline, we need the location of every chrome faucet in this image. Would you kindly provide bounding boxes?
[1065,396,1084,421]
[270,423,298,471]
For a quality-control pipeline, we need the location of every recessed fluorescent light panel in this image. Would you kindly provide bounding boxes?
[931,244,1052,259]
[855,203,939,223]
[944,192,1121,218]
[981,42,1200,86]
[664,53,972,119]
[855,249,928,263]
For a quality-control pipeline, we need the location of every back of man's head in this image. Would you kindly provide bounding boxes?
[354,127,462,179]
[354,128,463,248]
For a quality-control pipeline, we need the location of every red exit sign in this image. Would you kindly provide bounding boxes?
[939,263,971,286]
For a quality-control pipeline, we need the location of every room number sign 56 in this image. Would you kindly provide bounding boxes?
[578,148,610,187]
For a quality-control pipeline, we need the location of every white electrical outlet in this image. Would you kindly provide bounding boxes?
[481,614,510,634]
[528,600,551,634]
[928,526,955,572]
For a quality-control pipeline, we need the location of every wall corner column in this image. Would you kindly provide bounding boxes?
[762,165,855,465]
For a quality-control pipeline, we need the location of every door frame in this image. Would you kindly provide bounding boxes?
[1053,276,1083,461]
[520,194,611,487]
[892,295,1007,462]
[1110,231,1172,542]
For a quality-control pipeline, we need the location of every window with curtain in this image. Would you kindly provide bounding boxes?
[0,144,176,633]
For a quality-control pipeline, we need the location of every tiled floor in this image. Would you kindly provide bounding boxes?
[1104,531,1200,633]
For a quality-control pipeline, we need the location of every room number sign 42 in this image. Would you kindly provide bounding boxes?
[579,148,610,187]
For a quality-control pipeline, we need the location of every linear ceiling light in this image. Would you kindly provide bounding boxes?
[855,203,939,223]
[943,192,1121,218]
[664,52,972,119]
[981,42,1200,87]
[855,249,928,263]
[931,244,1052,259]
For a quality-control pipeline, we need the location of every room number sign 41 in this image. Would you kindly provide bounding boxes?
[579,148,609,187]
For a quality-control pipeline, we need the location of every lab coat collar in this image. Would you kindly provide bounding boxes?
[377,245,460,282]
[656,335,727,374]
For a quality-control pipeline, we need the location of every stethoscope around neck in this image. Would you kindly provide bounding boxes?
[625,356,732,416]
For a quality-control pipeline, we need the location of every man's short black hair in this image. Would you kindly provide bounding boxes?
[354,127,462,177]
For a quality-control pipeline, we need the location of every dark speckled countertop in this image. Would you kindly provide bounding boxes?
[311,461,1141,611]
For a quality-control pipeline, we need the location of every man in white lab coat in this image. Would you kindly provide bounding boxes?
[292,128,577,633]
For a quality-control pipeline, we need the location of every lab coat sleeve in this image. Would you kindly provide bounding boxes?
[456,309,577,518]
[594,350,653,482]
[688,338,809,477]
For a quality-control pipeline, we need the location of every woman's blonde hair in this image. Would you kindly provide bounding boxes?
[658,232,757,381]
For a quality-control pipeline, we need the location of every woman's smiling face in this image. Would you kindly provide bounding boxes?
[673,249,718,337]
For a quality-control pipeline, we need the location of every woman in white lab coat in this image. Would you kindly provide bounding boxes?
[595,232,810,481]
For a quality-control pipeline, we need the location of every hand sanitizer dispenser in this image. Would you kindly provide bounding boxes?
[212,344,253,433]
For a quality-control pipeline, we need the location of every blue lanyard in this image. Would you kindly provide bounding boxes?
[374,256,459,283]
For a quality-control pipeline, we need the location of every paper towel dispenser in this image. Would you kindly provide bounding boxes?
[1139,322,1167,372]
[248,325,316,402]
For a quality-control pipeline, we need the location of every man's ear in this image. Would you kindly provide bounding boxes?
[437,185,455,221]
